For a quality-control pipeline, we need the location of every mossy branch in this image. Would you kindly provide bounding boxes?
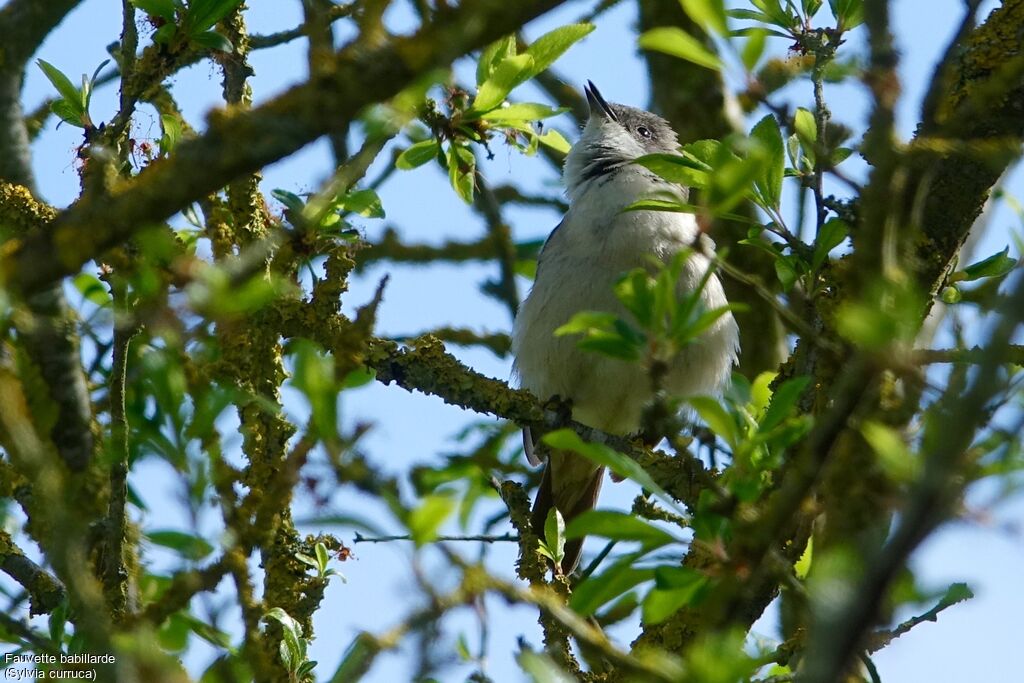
[0,0,570,296]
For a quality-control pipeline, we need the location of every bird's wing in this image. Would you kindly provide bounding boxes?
[518,217,567,468]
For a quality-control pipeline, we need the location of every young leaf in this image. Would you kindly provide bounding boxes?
[639,27,722,71]
[569,553,653,615]
[395,139,440,170]
[956,246,1017,282]
[644,567,708,624]
[446,144,476,204]
[191,29,234,52]
[407,493,456,546]
[471,53,535,113]
[741,29,767,71]
[543,508,566,567]
[476,35,517,86]
[478,102,565,122]
[131,0,179,20]
[146,530,214,560]
[188,0,244,32]
[679,0,729,37]
[861,421,919,483]
[338,189,385,218]
[542,430,686,516]
[793,107,817,148]
[522,23,595,80]
[827,0,864,29]
[634,153,710,188]
[689,396,740,449]
[37,60,84,112]
[565,510,678,547]
[812,218,849,269]
[750,114,784,207]
[759,376,810,432]
[160,113,183,154]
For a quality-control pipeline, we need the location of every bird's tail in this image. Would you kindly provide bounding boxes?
[530,452,605,574]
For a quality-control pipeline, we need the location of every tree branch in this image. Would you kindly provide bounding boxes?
[0,0,570,295]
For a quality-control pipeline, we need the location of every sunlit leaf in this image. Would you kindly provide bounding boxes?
[395,139,440,170]
[639,27,722,71]
[407,493,456,546]
[565,510,679,547]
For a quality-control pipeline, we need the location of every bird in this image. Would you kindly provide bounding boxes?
[511,81,739,573]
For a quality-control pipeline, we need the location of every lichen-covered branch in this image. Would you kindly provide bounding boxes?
[0,529,66,615]
[0,0,570,295]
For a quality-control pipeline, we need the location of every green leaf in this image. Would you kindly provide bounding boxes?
[555,311,618,336]
[794,536,813,579]
[543,508,566,567]
[517,650,576,683]
[396,139,440,170]
[565,510,678,547]
[315,542,330,573]
[522,23,595,80]
[802,0,824,17]
[263,608,304,673]
[555,311,644,361]
[407,493,456,546]
[774,256,799,292]
[153,22,177,44]
[131,0,179,20]
[759,376,810,432]
[50,99,85,127]
[73,273,111,307]
[644,567,708,624]
[957,246,1017,282]
[741,29,767,71]
[679,0,729,36]
[191,29,234,52]
[634,153,709,188]
[160,113,183,154]
[146,530,214,560]
[537,128,571,154]
[689,396,739,449]
[569,554,653,615]
[188,0,244,32]
[477,35,517,86]
[272,189,305,214]
[639,27,722,71]
[338,189,385,218]
[750,114,784,208]
[812,218,849,269]
[543,430,686,516]
[478,102,565,122]
[471,53,535,113]
[827,0,864,29]
[861,420,918,483]
[37,60,84,112]
[330,634,375,683]
[446,144,476,204]
[623,199,756,224]
[793,107,817,148]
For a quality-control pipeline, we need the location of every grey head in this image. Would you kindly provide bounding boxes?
[563,81,680,199]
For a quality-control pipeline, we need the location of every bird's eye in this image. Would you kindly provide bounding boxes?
[637,126,652,138]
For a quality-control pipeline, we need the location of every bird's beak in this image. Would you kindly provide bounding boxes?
[584,80,617,122]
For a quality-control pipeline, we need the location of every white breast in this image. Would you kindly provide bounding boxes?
[512,169,739,435]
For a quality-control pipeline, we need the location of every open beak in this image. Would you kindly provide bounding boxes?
[584,80,617,122]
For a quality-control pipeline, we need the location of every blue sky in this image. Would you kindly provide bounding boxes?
[6,0,1023,681]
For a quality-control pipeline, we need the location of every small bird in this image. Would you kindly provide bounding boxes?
[511,82,739,573]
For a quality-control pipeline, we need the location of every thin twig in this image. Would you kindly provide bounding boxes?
[353,533,518,544]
